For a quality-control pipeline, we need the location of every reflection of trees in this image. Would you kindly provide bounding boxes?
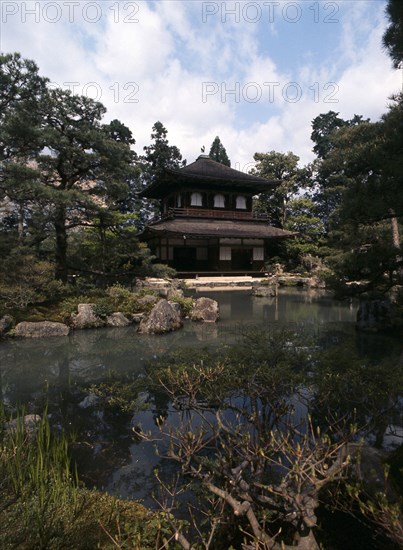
[187,322,219,341]
[0,337,69,406]
[311,334,403,448]
[0,303,400,545]
[142,329,361,549]
[139,328,403,548]
[70,406,138,490]
[252,289,357,325]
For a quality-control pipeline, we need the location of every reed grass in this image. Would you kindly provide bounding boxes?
[0,405,158,549]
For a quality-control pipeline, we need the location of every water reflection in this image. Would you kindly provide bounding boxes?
[1,289,400,505]
[0,290,357,397]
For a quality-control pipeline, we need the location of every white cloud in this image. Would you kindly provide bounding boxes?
[1,0,401,172]
[94,3,175,81]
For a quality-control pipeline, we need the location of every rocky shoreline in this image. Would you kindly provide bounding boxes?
[1,276,401,338]
[0,279,220,339]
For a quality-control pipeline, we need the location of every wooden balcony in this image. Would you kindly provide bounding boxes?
[164,207,268,221]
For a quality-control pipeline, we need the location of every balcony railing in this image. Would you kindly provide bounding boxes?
[163,207,268,221]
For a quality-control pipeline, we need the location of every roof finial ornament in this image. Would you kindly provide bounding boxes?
[201,145,205,153]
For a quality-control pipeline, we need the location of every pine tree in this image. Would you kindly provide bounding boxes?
[0,54,137,283]
[209,136,231,166]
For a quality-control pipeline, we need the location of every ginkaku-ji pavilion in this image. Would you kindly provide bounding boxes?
[139,155,294,274]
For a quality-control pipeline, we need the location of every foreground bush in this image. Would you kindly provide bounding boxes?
[0,407,170,549]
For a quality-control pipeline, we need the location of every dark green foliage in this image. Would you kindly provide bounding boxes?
[251,150,310,229]
[388,445,403,495]
[283,197,326,269]
[383,0,403,69]
[139,121,186,224]
[310,112,370,228]
[208,136,231,166]
[0,250,58,314]
[0,53,169,301]
[92,300,114,318]
[310,336,403,445]
[311,100,403,297]
[36,88,137,282]
[141,121,185,183]
[89,373,148,415]
[0,52,48,159]
[57,285,159,320]
[310,111,367,160]
[0,53,139,285]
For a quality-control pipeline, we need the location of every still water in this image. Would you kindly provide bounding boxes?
[0,289,357,400]
[0,289,399,506]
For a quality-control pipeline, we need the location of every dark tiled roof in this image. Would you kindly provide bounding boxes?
[176,155,272,184]
[140,155,278,198]
[142,217,294,239]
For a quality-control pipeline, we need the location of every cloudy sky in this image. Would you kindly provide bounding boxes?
[1,0,401,169]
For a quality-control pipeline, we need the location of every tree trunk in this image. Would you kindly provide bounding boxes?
[54,205,68,283]
[17,203,24,243]
[389,209,403,283]
[391,216,400,249]
[294,529,320,550]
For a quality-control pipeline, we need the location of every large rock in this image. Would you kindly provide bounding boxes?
[168,301,182,317]
[166,288,184,300]
[138,299,183,334]
[137,295,159,308]
[191,297,219,323]
[0,314,14,336]
[14,321,70,338]
[130,313,145,324]
[356,299,393,332]
[70,304,105,329]
[106,312,131,327]
[252,284,278,297]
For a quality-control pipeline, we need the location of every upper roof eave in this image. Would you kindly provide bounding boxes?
[139,155,279,198]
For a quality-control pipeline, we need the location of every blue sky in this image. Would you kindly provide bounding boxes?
[1,1,401,169]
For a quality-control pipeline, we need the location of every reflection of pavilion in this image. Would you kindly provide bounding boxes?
[140,155,294,274]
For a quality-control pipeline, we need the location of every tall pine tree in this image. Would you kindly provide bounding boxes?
[209,136,230,166]
[1,54,137,283]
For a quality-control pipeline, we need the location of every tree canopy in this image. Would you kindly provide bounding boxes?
[141,121,185,182]
[311,99,403,296]
[251,150,308,229]
[0,53,171,298]
[208,136,231,166]
[383,0,403,69]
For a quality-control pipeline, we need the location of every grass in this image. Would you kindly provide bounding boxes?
[0,406,168,549]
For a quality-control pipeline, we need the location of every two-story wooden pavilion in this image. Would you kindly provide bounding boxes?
[140,155,294,274]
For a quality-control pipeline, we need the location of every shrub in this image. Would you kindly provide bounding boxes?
[106,284,133,309]
[92,299,113,318]
[149,263,177,279]
[0,254,55,311]
[169,295,194,316]
[105,285,160,315]
[42,279,74,302]
[59,296,90,318]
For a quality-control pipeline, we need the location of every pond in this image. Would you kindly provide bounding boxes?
[0,289,401,511]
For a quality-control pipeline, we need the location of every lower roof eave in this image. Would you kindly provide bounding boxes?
[142,228,296,240]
